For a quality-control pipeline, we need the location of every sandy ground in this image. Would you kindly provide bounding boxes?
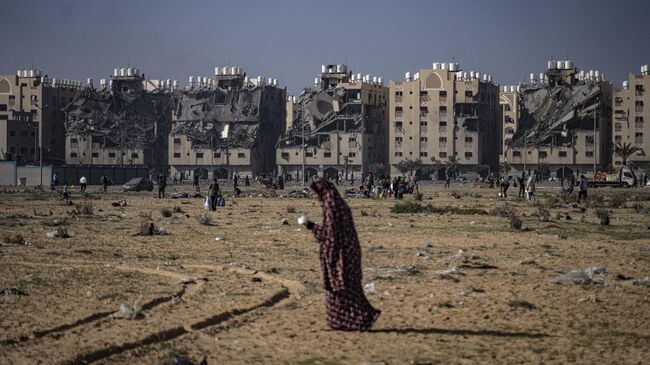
[1,182,649,365]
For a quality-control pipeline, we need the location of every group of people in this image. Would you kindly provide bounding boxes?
[50,173,111,201]
[354,172,418,199]
[497,172,590,202]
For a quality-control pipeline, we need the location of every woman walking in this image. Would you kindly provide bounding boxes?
[298,177,380,331]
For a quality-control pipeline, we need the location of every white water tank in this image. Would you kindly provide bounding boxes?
[28,69,35,77]
[594,70,600,79]
[548,61,556,69]
[623,81,629,89]
[314,77,319,85]
[378,77,383,85]
[16,70,21,77]
[202,77,208,85]
[214,67,220,75]
[447,63,455,71]
[432,62,439,70]
[475,72,481,80]
[441,63,447,70]
[189,76,194,84]
[565,60,574,70]
[321,65,327,73]
[87,78,93,86]
[405,72,411,81]
[120,68,127,77]
[356,73,362,80]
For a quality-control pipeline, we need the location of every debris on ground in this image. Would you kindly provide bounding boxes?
[136,222,168,236]
[363,282,376,294]
[171,193,189,199]
[1,233,27,246]
[111,199,128,207]
[199,215,213,226]
[422,240,432,251]
[509,300,536,310]
[435,267,466,282]
[633,277,650,286]
[1,288,28,296]
[596,209,610,225]
[579,294,599,303]
[552,266,607,285]
[179,277,208,285]
[280,218,289,225]
[111,295,144,320]
[161,208,173,217]
[165,354,208,365]
[46,227,70,238]
[438,300,454,308]
[365,265,421,280]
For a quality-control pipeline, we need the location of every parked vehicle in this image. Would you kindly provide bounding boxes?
[588,165,636,188]
[123,177,154,192]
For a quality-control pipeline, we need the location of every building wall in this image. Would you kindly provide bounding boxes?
[500,90,519,161]
[0,72,75,164]
[276,75,388,179]
[613,70,649,168]
[389,67,500,178]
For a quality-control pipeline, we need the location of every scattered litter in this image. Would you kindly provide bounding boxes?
[519,258,537,265]
[579,294,599,303]
[584,266,607,277]
[365,265,421,279]
[437,300,454,308]
[250,277,263,283]
[135,222,168,236]
[214,236,223,241]
[615,274,633,281]
[46,227,70,238]
[632,277,650,286]
[171,193,189,199]
[199,215,213,226]
[421,240,432,250]
[112,295,144,320]
[363,282,376,294]
[552,270,594,285]
[111,199,128,207]
[435,267,466,282]
[1,288,28,296]
[280,218,289,225]
[1,233,26,246]
[509,300,536,310]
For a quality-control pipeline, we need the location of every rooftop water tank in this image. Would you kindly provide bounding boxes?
[189,76,194,84]
[432,62,440,70]
[405,72,411,81]
[120,68,127,77]
[321,65,327,73]
[548,61,556,69]
[378,76,383,85]
[87,78,93,85]
[314,77,319,85]
[475,72,481,80]
[623,81,629,89]
[441,63,447,70]
[565,60,574,70]
[356,73,362,80]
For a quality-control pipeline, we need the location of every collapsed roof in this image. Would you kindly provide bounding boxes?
[278,85,372,149]
[171,85,267,149]
[63,86,173,149]
[509,80,602,147]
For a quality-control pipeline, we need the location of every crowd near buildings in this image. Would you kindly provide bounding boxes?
[1,59,649,184]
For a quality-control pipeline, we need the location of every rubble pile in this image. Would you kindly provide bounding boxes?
[510,80,603,148]
[172,86,266,149]
[63,86,173,150]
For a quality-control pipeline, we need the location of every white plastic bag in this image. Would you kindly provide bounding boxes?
[203,196,211,210]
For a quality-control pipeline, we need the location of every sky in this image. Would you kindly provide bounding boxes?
[1,0,649,94]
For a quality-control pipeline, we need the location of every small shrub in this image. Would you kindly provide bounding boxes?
[509,214,523,230]
[160,208,173,218]
[76,203,94,215]
[596,209,610,226]
[537,206,551,222]
[172,206,184,213]
[138,211,153,220]
[199,215,213,226]
[286,205,296,214]
[609,194,626,209]
[450,191,462,199]
[391,201,488,215]
[2,233,26,245]
[491,204,515,218]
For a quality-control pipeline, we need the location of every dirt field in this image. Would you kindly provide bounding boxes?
[1,182,649,365]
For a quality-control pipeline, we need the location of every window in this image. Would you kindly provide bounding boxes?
[173,138,181,144]
[131,152,139,158]
[419,151,428,157]
[0,115,7,120]
[281,152,289,159]
[394,151,403,157]
[439,137,447,142]
[465,136,473,142]
[439,121,447,127]
[614,135,622,143]
[539,151,548,158]
[109,152,116,158]
[306,151,313,157]
[559,151,567,157]
[420,136,428,141]
[585,135,594,144]
[395,137,403,143]
[420,106,428,112]
[71,152,78,157]
[324,151,331,158]
[214,152,221,158]
[420,121,428,126]
[348,152,356,157]
[512,151,521,157]
[349,136,356,142]
[503,104,511,112]
[420,91,428,96]
[465,90,473,97]
[0,104,6,111]
[465,152,473,159]
[172,152,180,158]
[586,151,594,157]
[238,152,246,158]
[439,91,447,97]
[636,132,644,144]
[394,91,403,96]
[10,130,15,137]
[195,152,204,158]
[89,152,98,158]
[395,106,403,112]
[439,152,447,158]
[395,121,403,127]
[21,131,28,137]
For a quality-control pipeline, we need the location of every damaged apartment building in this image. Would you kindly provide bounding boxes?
[612,64,649,169]
[0,69,80,164]
[169,67,286,180]
[389,62,500,179]
[504,60,613,178]
[276,64,388,181]
[63,67,174,168]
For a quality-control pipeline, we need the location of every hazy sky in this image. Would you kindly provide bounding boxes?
[2,0,649,94]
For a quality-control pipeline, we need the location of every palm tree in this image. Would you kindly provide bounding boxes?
[614,142,642,165]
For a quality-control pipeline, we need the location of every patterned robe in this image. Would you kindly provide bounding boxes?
[307,178,380,331]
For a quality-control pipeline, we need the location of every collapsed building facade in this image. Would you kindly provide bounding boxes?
[63,67,173,168]
[504,61,613,178]
[612,65,649,170]
[276,64,388,181]
[169,67,286,180]
[389,62,500,179]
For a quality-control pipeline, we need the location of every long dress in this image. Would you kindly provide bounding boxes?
[307,177,380,331]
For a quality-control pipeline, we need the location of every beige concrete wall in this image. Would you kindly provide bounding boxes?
[612,72,649,167]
